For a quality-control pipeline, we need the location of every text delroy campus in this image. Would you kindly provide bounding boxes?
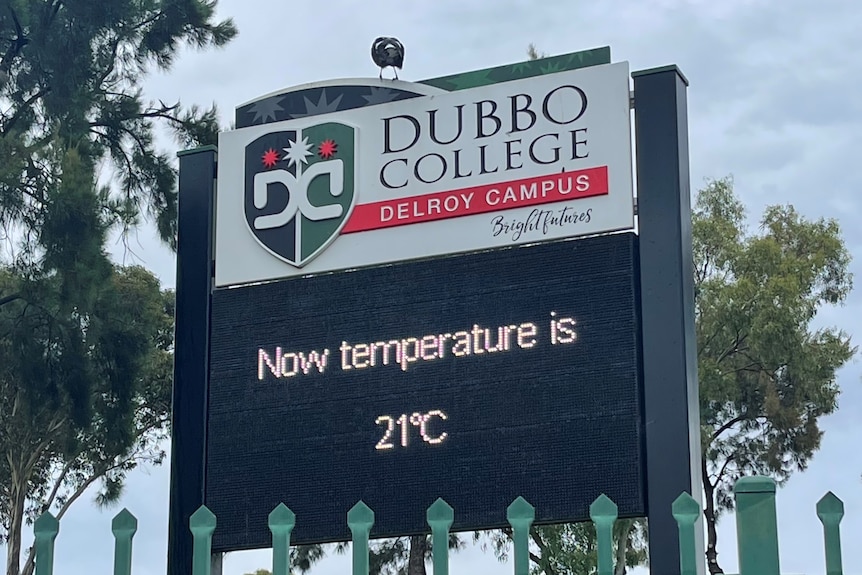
[215,61,634,286]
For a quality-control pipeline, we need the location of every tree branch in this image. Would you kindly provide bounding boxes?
[90,126,137,198]
[2,87,53,136]
[696,251,712,286]
[719,362,761,377]
[41,459,74,513]
[709,414,749,442]
[529,551,543,567]
[529,530,557,575]
[55,462,113,520]
[713,454,736,486]
[21,544,36,575]
[0,293,21,307]
[529,530,547,553]
[0,5,29,74]
[715,332,747,365]
[135,106,185,125]
[95,37,123,89]
[132,10,167,33]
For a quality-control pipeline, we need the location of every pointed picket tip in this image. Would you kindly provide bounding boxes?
[426,498,454,529]
[112,508,138,536]
[734,475,775,494]
[347,501,375,530]
[189,505,217,535]
[34,511,60,536]
[816,491,844,525]
[672,492,701,524]
[506,496,536,523]
[268,503,296,530]
[589,494,618,524]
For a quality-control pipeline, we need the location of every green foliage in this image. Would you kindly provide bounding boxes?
[284,534,463,575]
[695,177,855,572]
[527,43,547,61]
[369,538,411,575]
[0,0,237,253]
[476,520,646,575]
[243,543,347,575]
[0,3,235,575]
[0,261,174,575]
[369,534,463,575]
[534,521,646,575]
[292,543,342,574]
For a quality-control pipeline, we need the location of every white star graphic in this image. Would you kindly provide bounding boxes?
[283,136,313,167]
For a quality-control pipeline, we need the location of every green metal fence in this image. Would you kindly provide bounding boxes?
[30,475,845,575]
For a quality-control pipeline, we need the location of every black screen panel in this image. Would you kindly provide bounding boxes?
[206,232,645,550]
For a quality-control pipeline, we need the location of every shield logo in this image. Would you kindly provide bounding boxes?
[244,122,357,267]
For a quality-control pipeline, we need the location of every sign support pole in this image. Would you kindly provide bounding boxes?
[632,66,705,575]
[168,145,217,575]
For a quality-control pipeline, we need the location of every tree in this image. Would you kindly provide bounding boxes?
[694,177,854,573]
[477,521,647,575]
[282,533,463,575]
[0,0,236,251]
[526,43,546,61]
[0,2,236,575]
[365,534,464,575]
[0,259,175,575]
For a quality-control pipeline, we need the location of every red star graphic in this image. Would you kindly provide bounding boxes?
[261,148,279,168]
[318,139,338,159]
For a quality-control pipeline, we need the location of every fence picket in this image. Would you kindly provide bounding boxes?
[426,498,454,575]
[506,497,535,575]
[589,494,618,575]
[33,512,60,575]
[347,501,375,575]
[269,504,296,575]
[111,508,138,575]
[816,491,844,575]
[29,477,848,575]
[734,476,780,575]
[671,493,701,575]
[190,506,217,575]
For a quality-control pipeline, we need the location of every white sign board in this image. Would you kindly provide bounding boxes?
[215,61,634,287]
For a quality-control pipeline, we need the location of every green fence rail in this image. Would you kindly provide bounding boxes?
[30,475,845,575]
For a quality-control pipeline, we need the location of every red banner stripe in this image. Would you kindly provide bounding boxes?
[342,166,609,234]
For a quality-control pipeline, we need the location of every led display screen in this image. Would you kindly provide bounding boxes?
[206,231,645,550]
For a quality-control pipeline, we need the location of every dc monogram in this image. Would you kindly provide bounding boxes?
[243,122,357,267]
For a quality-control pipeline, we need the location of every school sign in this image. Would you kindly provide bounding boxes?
[169,46,704,575]
[215,61,633,285]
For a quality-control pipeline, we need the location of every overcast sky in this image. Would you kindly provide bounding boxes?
[3,0,861,574]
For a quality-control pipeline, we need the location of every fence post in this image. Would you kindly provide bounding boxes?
[112,508,138,575]
[734,476,780,575]
[427,498,454,575]
[590,494,618,575]
[33,512,60,575]
[816,491,844,575]
[269,504,296,575]
[672,492,701,575]
[507,497,535,575]
[348,501,375,575]
[190,505,217,575]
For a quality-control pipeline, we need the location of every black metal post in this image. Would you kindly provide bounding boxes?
[632,66,705,575]
[167,145,217,575]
